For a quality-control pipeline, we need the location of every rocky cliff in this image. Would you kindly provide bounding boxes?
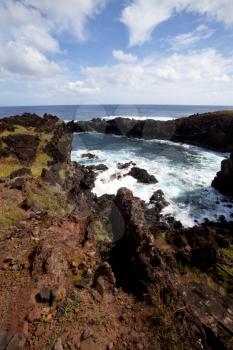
[0,113,233,350]
[68,110,233,152]
[212,152,233,196]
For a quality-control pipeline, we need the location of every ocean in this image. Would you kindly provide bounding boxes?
[0,104,233,121]
[1,104,232,227]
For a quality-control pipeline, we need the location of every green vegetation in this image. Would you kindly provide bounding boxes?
[213,264,233,292]
[59,168,66,180]
[0,156,21,178]
[0,125,36,137]
[220,245,233,260]
[93,220,112,242]
[31,153,52,177]
[27,183,73,218]
[31,131,53,177]
[0,190,25,226]
[0,125,54,178]
[178,262,200,276]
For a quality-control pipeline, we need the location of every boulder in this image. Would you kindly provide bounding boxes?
[3,134,39,164]
[150,190,169,210]
[127,167,158,184]
[10,167,32,179]
[212,152,233,196]
[117,161,136,170]
[81,153,98,160]
[86,164,108,172]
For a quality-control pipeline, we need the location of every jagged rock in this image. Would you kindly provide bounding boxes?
[168,226,218,270]
[3,134,39,163]
[44,126,72,164]
[150,190,169,210]
[127,167,158,184]
[109,188,156,294]
[93,262,116,296]
[212,152,233,196]
[117,161,136,170]
[10,168,32,179]
[67,111,233,152]
[86,164,108,172]
[81,153,98,160]
[9,178,26,191]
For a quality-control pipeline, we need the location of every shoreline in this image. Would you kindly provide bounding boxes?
[0,112,233,349]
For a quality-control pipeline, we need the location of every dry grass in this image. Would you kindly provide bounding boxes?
[26,182,73,218]
[0,125,36,137]
[0,189,25,226]
[0,156,22,178]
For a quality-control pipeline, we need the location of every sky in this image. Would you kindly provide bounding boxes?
[1,0,233,106]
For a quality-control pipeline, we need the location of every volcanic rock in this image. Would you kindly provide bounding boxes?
[3,134,39,163]
[117,161,136,170]
[127,167,158,184]
[212,152,233,197]
[81,153,98,160]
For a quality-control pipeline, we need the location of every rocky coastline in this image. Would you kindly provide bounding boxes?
[0,112,233,350]
[67,110,233,152]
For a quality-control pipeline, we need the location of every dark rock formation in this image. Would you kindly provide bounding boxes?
[212,153,233,197]
[67,111,233,152]
[3,134,39,164]
[150,190,169,210]
[10,167,32,179]
[127,167,158,184]
[117,161,136,170]
[81,153,98,160]
[86,164,108,172]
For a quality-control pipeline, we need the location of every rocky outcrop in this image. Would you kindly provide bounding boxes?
[117,161,136,169]
[1,113,233,350]
[68,111,233,152]
[81,153,98,160]
[212,153,233,196]
[3,134,39,164]
[127,167,158,184]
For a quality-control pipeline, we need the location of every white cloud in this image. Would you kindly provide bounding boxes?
[1,48,233,105]
[22,0,107,41]
[64,80,100,94]
[83,49,232,87]
[0,0,107,77]
[168,25,215,50]
[121,0,174,46]
[0,42,62,77]
[121,0,233,46]
[112,50,138,63]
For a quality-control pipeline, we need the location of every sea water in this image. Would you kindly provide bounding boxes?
[72,132,232,227]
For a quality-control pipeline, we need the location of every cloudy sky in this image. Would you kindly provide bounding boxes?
[1,0,233,106]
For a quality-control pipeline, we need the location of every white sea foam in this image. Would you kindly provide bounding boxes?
[102,115,176,121]
[71,133,233,227]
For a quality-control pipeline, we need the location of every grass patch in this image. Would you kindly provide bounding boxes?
[27,183,73,218]
[0,190,25,226]
[93,220,112,242]
[31,153,52,177]
[0,125,36,137]
[212,264,233,292]
[220,245,233,260]
[0,156,21,178]
[30,131,53,177]
[59,168,66,180]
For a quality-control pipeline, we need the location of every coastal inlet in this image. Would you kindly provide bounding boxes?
[72,132,233,227]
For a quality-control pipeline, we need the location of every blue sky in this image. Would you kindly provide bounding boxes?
[0,0,233,106]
